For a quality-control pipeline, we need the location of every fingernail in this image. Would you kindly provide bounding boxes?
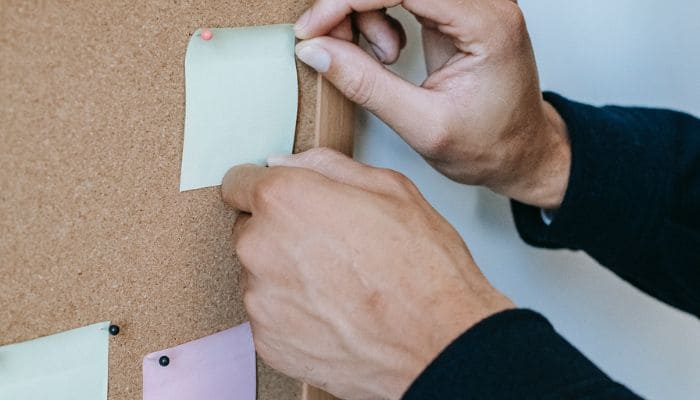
[266,154,293,167]
[294,9,311,37]
[295,43,331,73]
[370,43,386,63]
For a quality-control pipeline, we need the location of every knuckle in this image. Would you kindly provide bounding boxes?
[304,147,338,165]
[234,231,258,264]
[500,3,528,45]
[343,69,379,107]
[505,4,527,31]
[420,114,454,158]
[252,168,314,212]
[379,168,408,186]
[242,291,258,313]
[376,168,418,195]
[252,170,290,209]
[243,291,268,322]
[307,147,335,157]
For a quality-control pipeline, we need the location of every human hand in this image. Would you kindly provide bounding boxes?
[294,0,570,209]
[222,148,514,399]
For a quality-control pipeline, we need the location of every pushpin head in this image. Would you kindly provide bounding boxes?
[159,355,170,367]
[108,324,120,336]
[200,29,213,41]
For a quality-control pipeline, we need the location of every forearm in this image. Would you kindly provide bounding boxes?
[510,93,700,316]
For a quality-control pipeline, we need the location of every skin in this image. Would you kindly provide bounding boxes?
[222,0,571,398]
[223,150,514,399]
[293,0,570,209]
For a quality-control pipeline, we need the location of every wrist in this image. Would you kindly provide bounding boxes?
[395,296,515,399]
[496,101,571,209]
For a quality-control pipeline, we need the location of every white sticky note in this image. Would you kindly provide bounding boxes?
[180,25,298,191]
[0,321,110,400]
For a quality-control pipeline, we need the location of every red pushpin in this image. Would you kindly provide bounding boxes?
[200,29,213,41]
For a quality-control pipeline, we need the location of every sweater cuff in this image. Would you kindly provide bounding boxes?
[511,92,670,265]
[402,309,636,399]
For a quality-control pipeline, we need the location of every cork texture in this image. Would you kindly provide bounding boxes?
[0,1,318,398]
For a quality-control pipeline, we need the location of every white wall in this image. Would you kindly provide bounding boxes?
[354,2,700,399]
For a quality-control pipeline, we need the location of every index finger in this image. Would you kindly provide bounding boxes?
[221,164,269,213]
[294,0,457,40]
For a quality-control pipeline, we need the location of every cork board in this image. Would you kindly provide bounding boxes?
[0,1,320,399]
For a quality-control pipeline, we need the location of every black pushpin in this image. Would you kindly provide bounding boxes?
[159,355,170,367]
[108,324,120,336]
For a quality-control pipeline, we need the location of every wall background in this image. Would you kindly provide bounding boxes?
[354,1,700,399]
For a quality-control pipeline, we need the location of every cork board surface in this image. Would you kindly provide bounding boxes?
[0,1,318,399]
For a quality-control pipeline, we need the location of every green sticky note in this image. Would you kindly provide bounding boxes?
[0,321,110,400]
[180,25,298,191]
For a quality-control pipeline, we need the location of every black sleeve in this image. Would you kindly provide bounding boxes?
[512,92,700,317]
[403,309,641,399]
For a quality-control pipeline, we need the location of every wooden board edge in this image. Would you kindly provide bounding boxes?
[312,73,354,156]
[300,74,354,400]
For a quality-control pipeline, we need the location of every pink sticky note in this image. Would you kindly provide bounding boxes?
[143,322,255,400]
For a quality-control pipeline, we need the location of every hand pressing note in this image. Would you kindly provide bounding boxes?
[294,0,571,210]
[222,148,514,400]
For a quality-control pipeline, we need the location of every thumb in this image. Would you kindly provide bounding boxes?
[295,37,441,152]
